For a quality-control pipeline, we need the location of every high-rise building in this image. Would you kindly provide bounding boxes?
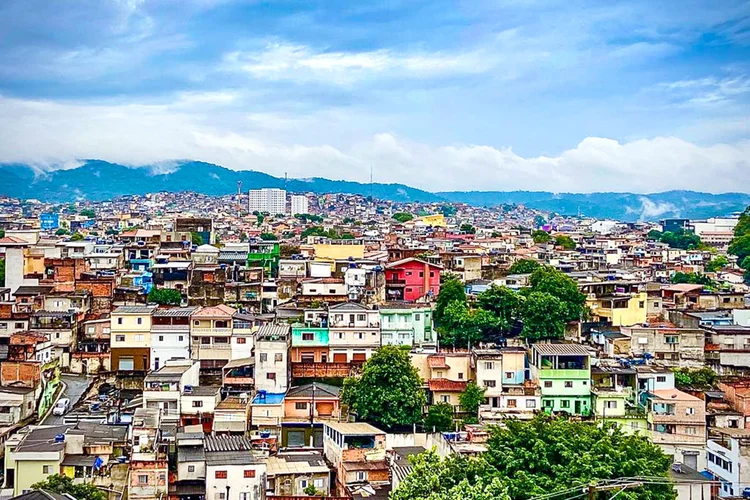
[248,188,287,214]
[290,195,309,215]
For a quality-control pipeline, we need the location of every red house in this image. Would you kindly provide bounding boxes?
[385,258,442,302]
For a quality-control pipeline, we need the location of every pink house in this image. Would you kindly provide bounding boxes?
[385,258,442,302]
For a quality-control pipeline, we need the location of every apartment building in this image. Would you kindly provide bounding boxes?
[379,304,434,348]
[328,302,380,363]
[204,435,267,500]
[190,305,236,374]
[531,343,593,416]
[646,389,706,470]
[323,422,388,489]
[111,305,157,373]
[151,307,196,371]
[625,324,705,367]
[474,348,538,421]
[255,324,290,394]
[290,195,309,215]
[706,428,750,498]
[248,188,287,215]
[142,359,200,422]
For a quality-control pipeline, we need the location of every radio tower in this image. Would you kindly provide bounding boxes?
[237,180,242,217]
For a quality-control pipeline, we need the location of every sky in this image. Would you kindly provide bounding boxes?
[1,0,749,193]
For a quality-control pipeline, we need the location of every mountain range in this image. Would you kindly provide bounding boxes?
[1,160,749,222]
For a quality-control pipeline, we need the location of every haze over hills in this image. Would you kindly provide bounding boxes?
[1,160,749,222]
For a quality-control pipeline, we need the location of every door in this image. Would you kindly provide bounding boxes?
[683,452,698,470]
[333,353,347,363]
[574,400,582,414]
[321,353,328,363]
[154,357,160,370]
[287,430,305,447]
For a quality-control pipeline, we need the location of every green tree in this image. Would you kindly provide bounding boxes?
[529,266,587,322]
[671,272,715,286]
[31,474,107,500]
[508,259,541,275]
[239,232,248,242]
[647,229,662,240]
[521,292,566,341]
[477,285,522,334]
[148,288,182,305]
[343,216,356,224]
[745,268,750,285]
[391,451,509,500]
[424,403,454,432]
[70,232,84,241]
[440,205,457,217]
[55,228,70,236]
[531,230,551,244]
[392,212,414,223]
[190,232,204,245]
[459,381,486,424]
[79,208,96,218]
[303,484,318,496]
[729,234,750,266]
[260,232,278,241]
[705,255,729,273]
[673,367,717,389]
[460,223,476,234]
[554,234,576,250]
[742,256,750,270]
[434,275,466,326]
[0,229,4,237]
[341,232,355,239]
[0,258,5,287]
[439,301,497,348]
[659,229,701,250]
[341,345,426,429]
[734,206,750,238]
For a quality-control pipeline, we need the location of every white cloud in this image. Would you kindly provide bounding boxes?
[0,95,749,194]
[657,74,750,107]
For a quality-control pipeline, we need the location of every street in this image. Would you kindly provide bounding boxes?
[42,374,92,425]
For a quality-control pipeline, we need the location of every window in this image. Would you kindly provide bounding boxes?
[507,398,517,408]
[260,353,267,362]
[544,381,552,388]
[338,332,344,339]
[605,401,618,409]
[435,370,444,378]
[458,372,464,379]
[118,317,123,325]
[665,335,679,344]
[134,334,144,342]
[188,465,195,473]
[137,317,143,325]
[158,336,164,342]
[685,426,697,435]
[275,353,283,362]
[638,301,645,308]
[115,335,125,342]
[314,479,324,488]
[236,337,247,344]
[43,465,52,474]
[194,320,200,326]
[296,402,308,410]
[267,372,276,380]
[560,400,570,408]
[138,475,149,485]
[178,335,184,342]
[357,314,366,321]
[441,395,450,403]
[192,401,203,408]
[201,337,211,345]
[299,479,308,489]
[415,313,421,321]
[243,469,256,478]
[686,407,695,415]
[542,399,553,408]
[483,380,496,388]
[356,471,367,481]
[0,322,5,329]
[526,399,537,409]
[485,362,494,370]
[564,381,573,388]
[656,376,667,383]
[215,494,225,500]
[357,332,365,340]
[215,470,227,479]
[302,332,314,341]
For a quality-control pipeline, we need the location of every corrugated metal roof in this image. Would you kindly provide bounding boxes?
[153,307,198,317]
[532,343,592,356]
[113,305,157,314]
[256,323,290,339]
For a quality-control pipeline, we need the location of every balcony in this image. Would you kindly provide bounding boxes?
[192,342,232,350]
[191,327,232,336]
[538,369,589,379]
[151,324,189,332]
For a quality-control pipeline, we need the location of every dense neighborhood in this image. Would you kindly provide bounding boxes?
[0,189,749,500]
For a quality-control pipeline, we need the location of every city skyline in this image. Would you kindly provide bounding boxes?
[1,0,749,193]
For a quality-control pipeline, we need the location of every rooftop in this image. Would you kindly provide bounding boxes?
[113,305,157,314]
[324,421,384,436]
[649,389,702,402]
[533,343,592,356]
[153,307,198,317]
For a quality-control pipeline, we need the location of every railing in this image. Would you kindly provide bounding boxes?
[192,343,231,350]
[538,369,589,379]
[191,327,232,335]
[151,324,189,331]
[387,279,407,285]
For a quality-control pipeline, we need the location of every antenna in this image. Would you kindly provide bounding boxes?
[237,181,242,217]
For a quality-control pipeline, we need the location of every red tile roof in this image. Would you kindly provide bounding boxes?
[428,379,467,392]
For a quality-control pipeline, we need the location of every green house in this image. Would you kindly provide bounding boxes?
[379,305,434,347]
[291,325,330,347]
[531,343,593,416]
[246,242,280,276]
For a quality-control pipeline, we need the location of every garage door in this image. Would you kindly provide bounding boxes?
[118,357,134,371]
[333,353,348,362]
[287,430,305,447]
[352,353,367,362]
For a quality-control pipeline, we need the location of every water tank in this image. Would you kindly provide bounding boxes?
[54,434,65,443]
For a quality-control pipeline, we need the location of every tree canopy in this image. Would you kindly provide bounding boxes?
[460,223,477,234]
[476,285,522,333]
[434,275,466,326]
[190,232,203,245]
[531,229,551,244]
[260,232,278,240]
[439,301,498,348]
[392,212,415,223]
[0,258,5,287]
[651,229,702,250]
[673,367,717,389]
[554,234,576,250]
[341,345,426,429]
[148,287,182,305]
[508,259,541,275]
[459,381,486,423]
[31,474,107,500]
[521,291,566,341]
[528,266,587,322]
[705,255,729,273]
[671,271,715,287]
[70,232,84,241]
[393,416,674,500]
[79,208,96,218]
[424,402,454,432]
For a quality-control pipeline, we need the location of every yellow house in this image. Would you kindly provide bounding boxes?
[313,240,364,260]
[416,214,447,227]
[580,281,647,327]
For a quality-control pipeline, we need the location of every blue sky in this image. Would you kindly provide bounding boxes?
[0,0,749,193]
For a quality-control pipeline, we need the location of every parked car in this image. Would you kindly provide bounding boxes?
[52,398,70,416]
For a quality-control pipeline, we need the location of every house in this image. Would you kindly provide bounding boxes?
[110,305,157,374]
[181,385,221,433]
[266,450,332,497]
[384,258,442,302]
[190,305,236,377]
[646,389,706,470]
[173,432,206,500]
[231,312,256,360]
[142,359,200,422]
[580,281,647,327]
[213,395,251,435]
[327,303,380,364]
[323,421,388,492]
[474,348,538,421]
[379,304,435,348]
[591,365,645,433]
[0,386,37,426]
[204,435,267,500]
[151,307,197,371]
[129,408,169,500]
[531,343,593,416]
[254,324,290,394]
[282,383,341,448]
[706,428,750,498]
[625,324,705,367]
[411,352,470,408]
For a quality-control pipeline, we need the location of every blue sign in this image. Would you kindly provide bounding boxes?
[40,213,60,230]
